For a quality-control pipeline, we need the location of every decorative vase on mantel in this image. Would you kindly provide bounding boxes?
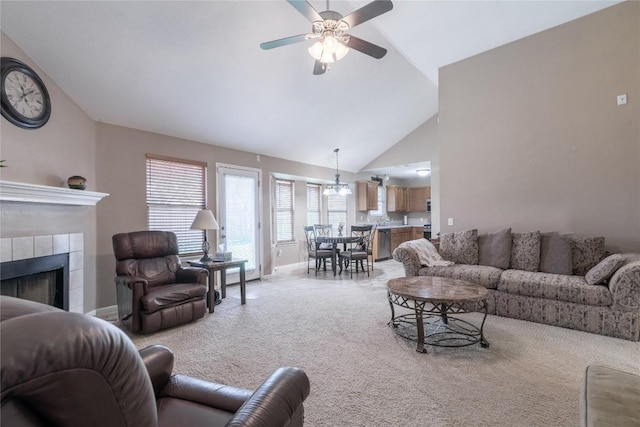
[67,175,87,190]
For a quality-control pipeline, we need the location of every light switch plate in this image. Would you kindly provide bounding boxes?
[448,218,454,226]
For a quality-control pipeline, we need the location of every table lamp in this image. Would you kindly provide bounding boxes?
[190,209,219,263]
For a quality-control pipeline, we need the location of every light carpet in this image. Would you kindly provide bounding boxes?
[127,261,640,427]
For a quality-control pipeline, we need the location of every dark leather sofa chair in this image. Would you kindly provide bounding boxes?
[0,296,311,427]
[112,230,208,333]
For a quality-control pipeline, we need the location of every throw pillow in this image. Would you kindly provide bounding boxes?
[440,229,479,265]
[510,231,541,272]
[478,228,512,269]
[569,235,606,276]
[585,254,624,285]
[539,232,573,275]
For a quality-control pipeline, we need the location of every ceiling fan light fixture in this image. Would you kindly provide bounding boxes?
[308,37,349,64]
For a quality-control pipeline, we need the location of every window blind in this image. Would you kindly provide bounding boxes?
[146,155,206,255]
[327,193,347,229]
[307,183,321,226]
[275,179,294,243]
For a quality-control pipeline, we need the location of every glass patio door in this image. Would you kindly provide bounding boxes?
[216,164,261,282]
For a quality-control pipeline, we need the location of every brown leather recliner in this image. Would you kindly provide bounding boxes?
[0,296,311,427]
[113,230,208,333]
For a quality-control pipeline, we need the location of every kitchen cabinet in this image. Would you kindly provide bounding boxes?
[412,226,423,240]
[357,181,378,211]
[406,186,430,212]
[390,227,413,254]
[386,185,406,212]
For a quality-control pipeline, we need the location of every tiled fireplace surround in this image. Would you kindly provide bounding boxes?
[1,233,84,313]
[0,180,109,314]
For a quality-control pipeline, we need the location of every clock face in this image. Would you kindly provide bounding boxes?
[4,70,46,120]
[1,57,51,129]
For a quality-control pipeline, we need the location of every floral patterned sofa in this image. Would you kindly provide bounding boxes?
[392,228,640,341]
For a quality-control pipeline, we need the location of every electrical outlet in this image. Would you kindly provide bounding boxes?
[448,218,454,226]
[617,94,627,106]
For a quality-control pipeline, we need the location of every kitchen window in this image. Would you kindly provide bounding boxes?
[326,193,347,230]
[146,154,207,255]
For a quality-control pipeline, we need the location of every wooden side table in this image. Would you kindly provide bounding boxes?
[188,259,247,313]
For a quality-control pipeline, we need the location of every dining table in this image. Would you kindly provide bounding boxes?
[315,235,362,276]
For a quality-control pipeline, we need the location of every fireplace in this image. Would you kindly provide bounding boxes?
[0,233,85,313]
[1,253,69,310]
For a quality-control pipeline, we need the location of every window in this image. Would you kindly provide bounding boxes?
[274,179,294,243]
[307,183,322,226]
[326,193,347,230]
[146,154,206,255]
[370,186,386,217]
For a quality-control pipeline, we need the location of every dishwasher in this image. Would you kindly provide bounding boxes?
[376,229,391,261]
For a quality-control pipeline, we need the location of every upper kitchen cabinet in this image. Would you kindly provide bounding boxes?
[357,180,378,211]
[406,186,431,212]
[386,185,406,212]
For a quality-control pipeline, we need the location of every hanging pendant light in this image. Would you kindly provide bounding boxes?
[323,148,352,196]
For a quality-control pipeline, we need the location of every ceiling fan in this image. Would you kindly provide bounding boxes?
[260,0,393,75]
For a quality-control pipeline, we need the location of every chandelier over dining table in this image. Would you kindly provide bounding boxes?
[324,148,352,196]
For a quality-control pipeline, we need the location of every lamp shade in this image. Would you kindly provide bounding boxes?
[190,209,219,230]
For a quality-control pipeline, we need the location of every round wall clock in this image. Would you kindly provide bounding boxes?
[1,57,51,129]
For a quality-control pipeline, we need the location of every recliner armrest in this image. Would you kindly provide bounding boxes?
[114,275,148,290]
[160,374,253,413]
[139,345,174,396]
[176,267,208,285]
[227,367,311,427]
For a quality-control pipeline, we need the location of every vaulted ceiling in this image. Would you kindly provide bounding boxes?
[1,1,619,174]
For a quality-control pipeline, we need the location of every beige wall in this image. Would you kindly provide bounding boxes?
[95,123,353,307]
[0,32,99,312]
[438,1,640,252]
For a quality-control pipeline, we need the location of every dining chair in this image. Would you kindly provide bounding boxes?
[313,224,334,249]
[338,225,374,278]
[303,225,333,276]
[364,223,377,270]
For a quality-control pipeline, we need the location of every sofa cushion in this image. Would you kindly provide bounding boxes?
[478,228,511,269]
[510,231,541,272]
[418,264,502,290]
[585,254,624,285]
[497,270,612,306]
[440,229,478,265]
[570,235,605,276]
[539,233,573,275]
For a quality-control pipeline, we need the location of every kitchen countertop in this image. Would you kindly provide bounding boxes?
[373,225,424,230]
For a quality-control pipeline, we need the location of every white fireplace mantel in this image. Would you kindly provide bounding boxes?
[0,180,109,206]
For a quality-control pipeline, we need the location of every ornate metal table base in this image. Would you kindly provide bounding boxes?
[388,292,489,353]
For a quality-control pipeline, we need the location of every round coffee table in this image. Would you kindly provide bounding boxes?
[386,276,489,353]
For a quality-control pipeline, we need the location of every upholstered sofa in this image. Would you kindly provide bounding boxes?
[392,228,640,341]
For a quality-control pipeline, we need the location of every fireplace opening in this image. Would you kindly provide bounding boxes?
[0,254,69,310]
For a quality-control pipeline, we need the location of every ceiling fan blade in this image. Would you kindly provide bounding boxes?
[287,0,323,23]
[345,36,387,59]
[260,34,309,50]
[313,61,327,75]
[341,0,393,29]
